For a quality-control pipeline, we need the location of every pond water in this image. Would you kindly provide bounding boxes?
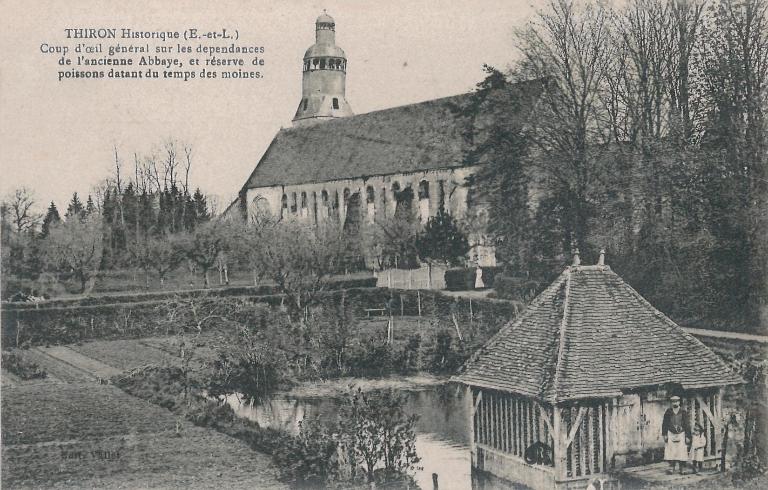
[223,378,474,490]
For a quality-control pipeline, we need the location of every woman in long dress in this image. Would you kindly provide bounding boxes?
[662,395,691,474]
[474,266,485,289]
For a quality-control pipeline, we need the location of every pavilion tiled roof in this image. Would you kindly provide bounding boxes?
[454,262,743,403]
[242,79,544,189]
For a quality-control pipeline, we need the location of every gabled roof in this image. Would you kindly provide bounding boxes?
[454,265,743,403]
[242,78,544,190]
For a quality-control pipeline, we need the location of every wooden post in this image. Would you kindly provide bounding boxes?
[400,294,404,317]
[717,388,724,462]
[466,386,475,453]
[553,405,565,481]
[417,290,422,330]
[409,269,413,289]
[388,269,392,288]
[588,407,596,475]
[452,313,463,341]
[490,393,497,449]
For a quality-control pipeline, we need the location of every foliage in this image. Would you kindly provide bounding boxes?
[462,0,768,332]
[178,220,233,288]
[415,208,469,267]
[246,220,353,321]
[273,417,342,487]
[1,350,47,380]
[41,216,104,293]
[430,330,468,373]
[339,388,421,483]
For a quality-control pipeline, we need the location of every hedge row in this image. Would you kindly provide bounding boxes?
[1,276,377,311]
[444,267,502,291]
[1,287,521,348]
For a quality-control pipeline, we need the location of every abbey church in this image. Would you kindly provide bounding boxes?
[233,13,541,267]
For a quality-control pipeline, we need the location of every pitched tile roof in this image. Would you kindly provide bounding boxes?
[242,79,544,189]
[454,265,743,403]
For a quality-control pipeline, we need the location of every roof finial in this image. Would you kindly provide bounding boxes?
[598,248,605,266]
[572,248,581,266]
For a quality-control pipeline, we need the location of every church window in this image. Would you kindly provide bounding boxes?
[320,58,326,69]
[281,194,288,209]
[438,180,446,209]
[418,180,430,199]
[303,99,308,111]
[343,188,351,202]
[333,98,339,109]
[291,192,297,213]
[313,59,319,69]
[321,190,329,203]
[300,191,307,208]
[391,181,401,200]
[366,186,375,203]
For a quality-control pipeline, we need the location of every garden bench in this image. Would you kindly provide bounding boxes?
[364,308,387,317]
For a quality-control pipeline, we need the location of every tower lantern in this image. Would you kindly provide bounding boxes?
[292,11,354,126]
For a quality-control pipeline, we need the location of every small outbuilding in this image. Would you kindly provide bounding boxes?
[453,252,743,489]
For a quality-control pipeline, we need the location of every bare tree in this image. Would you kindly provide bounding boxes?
[3,188,40,233]
[514,0,615,250]
[250,220,351,322]
[42,216,103,293]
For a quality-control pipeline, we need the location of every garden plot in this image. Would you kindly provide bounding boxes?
[1,384,180,445]
[69,339,178,371]
[37,345,123,379]
[1,383,285,489]
[20,349,96,383]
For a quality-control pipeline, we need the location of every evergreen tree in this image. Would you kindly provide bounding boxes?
[40,201,61,237]
[415,207,469,266]
[65,192,85,221]
[85,195,96,216]
[192,188,209,225]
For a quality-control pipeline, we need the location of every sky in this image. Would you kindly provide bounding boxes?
[0,0,536,215]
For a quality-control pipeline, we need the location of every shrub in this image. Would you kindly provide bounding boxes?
[444,268,474,291]
[1,350,47,379]
[429,330,468,373]
[493,275,540,301]
[272,417,341,487]
[444,266,502,291]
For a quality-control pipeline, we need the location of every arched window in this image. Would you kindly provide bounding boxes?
[281,194,288,209]
[321,190,329,203]
[312,58,319,69]
[300,191,307,209]
[392,181,401,193]
[332,98,339,110]
[343,188,351,202]
[320,58,326,69]
[418,180,430,199]
[366,186,375,203]
[291,192,297,213]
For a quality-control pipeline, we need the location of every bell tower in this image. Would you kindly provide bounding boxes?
[292,11,354,126]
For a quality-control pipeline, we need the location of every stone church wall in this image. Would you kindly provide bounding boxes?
[244,166,477,226]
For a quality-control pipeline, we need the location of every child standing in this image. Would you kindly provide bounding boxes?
[690,423,707,473]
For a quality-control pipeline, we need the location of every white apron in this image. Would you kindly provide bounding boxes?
[474,268,485,288]
[664,432,688,461]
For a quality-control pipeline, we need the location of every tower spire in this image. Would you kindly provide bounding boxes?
[292,12,354,126]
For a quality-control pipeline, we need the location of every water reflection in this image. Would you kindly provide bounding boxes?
[224,381,472,490]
